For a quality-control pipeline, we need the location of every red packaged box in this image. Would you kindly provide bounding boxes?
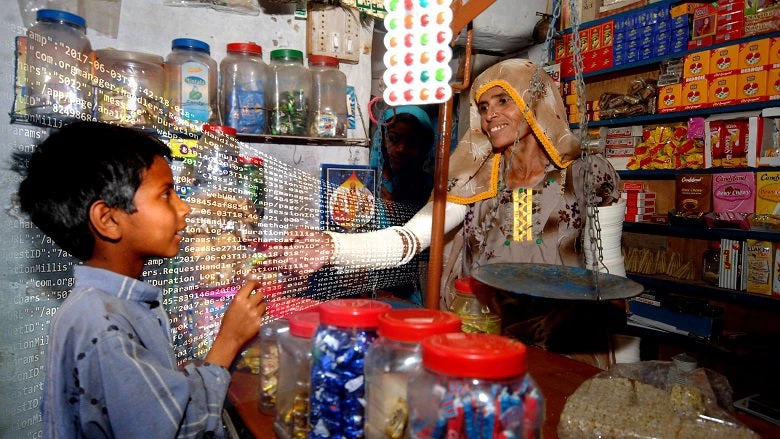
[622,182,646,192]
[692,4,717,39]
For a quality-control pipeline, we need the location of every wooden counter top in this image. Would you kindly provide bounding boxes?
[227,345,777,438]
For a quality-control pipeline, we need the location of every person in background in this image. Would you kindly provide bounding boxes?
[17,122,267,437]
[271,59,622,367]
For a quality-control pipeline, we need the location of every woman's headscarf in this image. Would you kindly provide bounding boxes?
[446,58,581,204]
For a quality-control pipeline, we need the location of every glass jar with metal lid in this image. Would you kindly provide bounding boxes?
[364,309,461,439]
[407,333,544,439]
[308,55,347,138]
[95,49,164,129]
[267,49,311,136]
[220,42,268,134]
[25,9,93,120]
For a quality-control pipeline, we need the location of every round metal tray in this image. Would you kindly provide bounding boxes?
[472,263,644,301]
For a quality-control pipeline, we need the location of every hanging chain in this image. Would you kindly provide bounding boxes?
[568,0,604,299]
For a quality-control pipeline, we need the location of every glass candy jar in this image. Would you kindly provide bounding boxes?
[268,49,310,136]
[259,318,289,415]
[364,309,461,439]
[309,299,392,439]
[407,333,544,439]
[308,55,347,137]
[274,311,321,439]
[447,277,501,334]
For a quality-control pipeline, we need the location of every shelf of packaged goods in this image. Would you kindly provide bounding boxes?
[559,0,679,36]
[561,30,780,82]
[626,273,780,309]
[8,113,369,147]
[617,166,780,179]
[569,101,779,129]
[623,221,780,241]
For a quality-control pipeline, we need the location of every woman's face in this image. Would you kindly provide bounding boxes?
[385,119,428,172]
[477,86,527,151]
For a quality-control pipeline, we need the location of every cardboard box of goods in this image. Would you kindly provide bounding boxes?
[744,5,780,37]
[711,120,750,168]
[719,239,740,290]
[770,37,780,67]
[621,190,655,199]
[684,50,710,78]
[564,33,573,57]
[706,111,775,167]
[755,171,780,214]
[709,74,738,107]
[625,213,653,222]
[671,13,689,29]
[715,26,745,45]
[653,36,671,58]
[626,206,655,215]
[605,126,642,137]
[670,2,695,17]
[689,36,714,51]
[658,84,683,113]
[671,32,689,54]
[739,38,770,69]
[555,39,566,60]
[769,68,780,100]
[772,243,780,296]
[676,174,712,214]
[602,21,614,47]
[590,25,602,52]
[624,197,655,208]
[622,182,646,192]
[717,0,744,13]
[691,4,717,40]
[579,28,591,53]
[605,136,639,147]
[746,239,773,295]
[682,78,709,110]
[710,44,740,77]
[716,9,743,26]
[737,69,768,103]
[712,172,755,213]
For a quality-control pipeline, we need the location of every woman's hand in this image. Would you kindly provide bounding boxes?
[264,227,334,276]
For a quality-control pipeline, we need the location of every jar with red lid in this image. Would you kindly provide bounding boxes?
[309,299,392,439]
[447,277,501,334]
[219,42,268,134]
[407,333,543,439]
[274,311,320,439]
[308,55,347,137]
[364,309,461,439]
[258,318,289,414]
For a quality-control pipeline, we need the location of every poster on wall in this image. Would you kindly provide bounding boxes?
[320,164,378,232]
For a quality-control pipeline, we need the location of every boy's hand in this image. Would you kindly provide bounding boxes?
[205,281,266,369]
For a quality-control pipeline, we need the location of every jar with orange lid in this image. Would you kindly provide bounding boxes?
[407,333,544,439]
[219,42,268,134]
[364,309,461,439]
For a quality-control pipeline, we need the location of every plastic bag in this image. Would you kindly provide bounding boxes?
[558,361,760,439]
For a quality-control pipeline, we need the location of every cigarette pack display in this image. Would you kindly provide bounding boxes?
[755,171,780,214]
[746,239,773,295]
[676,174,712,214]
[712,172,755,213]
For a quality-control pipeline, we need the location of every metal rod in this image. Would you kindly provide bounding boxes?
[426,25,474,309]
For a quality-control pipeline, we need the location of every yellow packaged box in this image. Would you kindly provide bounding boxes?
[684,50,710,78]
[739,38,770,69]
[737,69,768,101]
[658,84,682,113]
[709,75,737,107]
[710,44,739,77]
[682,78,709,108]
[769,68,780,100]
[770,36,780,67]
[746,239,773,295]
[756,171,780,214]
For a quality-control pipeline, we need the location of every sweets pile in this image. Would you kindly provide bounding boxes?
[627,125,704,170]
[598,78,658,120]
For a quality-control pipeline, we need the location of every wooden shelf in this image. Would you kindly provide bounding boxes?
[618,166,780,179]
[623,221,780,241]
[627,273,780,309]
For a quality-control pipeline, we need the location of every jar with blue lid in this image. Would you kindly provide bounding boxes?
[25,9,93,120]
[309,299,392,439]
[164,38,218,131]
[407,333,544,439]
[364,309,461,439]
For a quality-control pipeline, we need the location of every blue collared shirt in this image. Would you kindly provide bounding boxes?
[42,266,230,438]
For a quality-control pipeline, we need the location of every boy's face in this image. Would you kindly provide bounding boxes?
[119,156,191,260]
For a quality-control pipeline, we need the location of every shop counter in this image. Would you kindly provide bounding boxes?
[226,345,778,438]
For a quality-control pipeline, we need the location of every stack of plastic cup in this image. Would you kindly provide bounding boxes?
[583,198,626,277]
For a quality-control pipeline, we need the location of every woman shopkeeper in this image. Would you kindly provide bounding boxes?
[271,59,624,365]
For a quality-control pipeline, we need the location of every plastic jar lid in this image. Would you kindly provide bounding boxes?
[318,299,392,328]
[422,333,527,379]
[37,9,86,28]
[227,42,263,55]
[202,124,237,136]
[454,277,479,294]
[270,49,303,61]
[309,55,339,67]
[289,311,320,338]
[172,38,210,54]
[95,49,164,67]
[377,309,461,343]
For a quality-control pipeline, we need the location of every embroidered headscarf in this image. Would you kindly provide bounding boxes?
[446,59,581,204]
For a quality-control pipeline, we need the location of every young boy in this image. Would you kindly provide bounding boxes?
[17,122,267,437]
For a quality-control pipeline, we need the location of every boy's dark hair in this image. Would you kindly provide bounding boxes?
[17,122,171,261]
